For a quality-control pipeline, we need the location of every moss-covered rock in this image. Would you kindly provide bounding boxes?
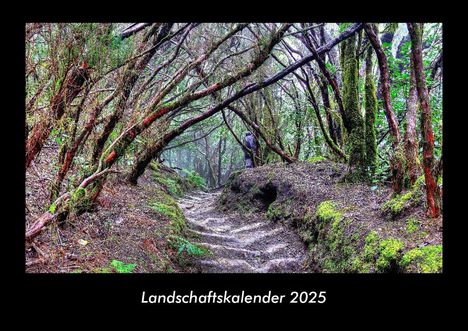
[375,238,405,272]
[150,161,193,198]
[266,201,285,221]
[316,201,343,224]
[400,245,442,273]
[382,175,425,218]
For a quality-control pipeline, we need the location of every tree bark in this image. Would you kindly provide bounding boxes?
[408,23,441,218]
[91,23,173,162]
[404,56,421,187]
[25,65,89,169]
[341,29,365,180]
[364,23,404,192]
[364,47,378,178]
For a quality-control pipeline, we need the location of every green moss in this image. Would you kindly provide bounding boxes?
[341,32,366,180]
[382,176,424,217]
[364,47,378,178]
[316,201,343,224]
[153,174,184,197]
[48,202,57,214]
[307,156,327,164]
[383,191,413,216]
[350,256,371,273]
[406,218,421,234]
[400,245,442,273]
[312,201,360,272]
[150,163,188,198]
[67,186,95,215]
[266,203,282,221]
[376,238,405,272]
[149,192,187,235]
[327,215,345,252]
[71,187,86,202]
[363,230,380,262]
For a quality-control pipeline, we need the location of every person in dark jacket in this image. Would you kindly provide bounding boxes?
[243,131,257,168]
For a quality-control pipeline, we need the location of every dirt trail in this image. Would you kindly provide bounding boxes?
[178,191,308,273]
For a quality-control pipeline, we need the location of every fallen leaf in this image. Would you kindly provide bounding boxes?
[78,239,88,246]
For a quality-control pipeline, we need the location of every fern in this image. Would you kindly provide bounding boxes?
[168,236,210,257]
[110,259,137,273]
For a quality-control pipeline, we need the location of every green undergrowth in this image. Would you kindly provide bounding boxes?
[307,156,327,164]
[382,175,425,218]
[94,259,137,273]
[168,235,211,257]
[406,218,421,234]
[400,245,442,273]
[150,161,194,197]
[182,169,207,190]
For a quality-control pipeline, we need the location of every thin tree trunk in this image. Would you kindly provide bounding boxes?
[408,23,441,218]
[25,65,89,169]
[364,23,404,192]
[404,57,421,187]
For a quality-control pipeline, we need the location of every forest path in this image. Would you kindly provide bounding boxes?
[178,191,308,273]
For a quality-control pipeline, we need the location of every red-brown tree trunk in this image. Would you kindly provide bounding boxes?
[25,65,89,169]
[408,23,441,218]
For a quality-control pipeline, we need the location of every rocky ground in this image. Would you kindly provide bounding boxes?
[178,191,308,273]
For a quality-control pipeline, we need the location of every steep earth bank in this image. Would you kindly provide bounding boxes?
[217,161,443,273]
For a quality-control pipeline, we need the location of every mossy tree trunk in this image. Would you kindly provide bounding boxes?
[364,23,404,193]
[407,23,441,218]
[25,64,89,169]
[341,30,366,180]
[91,23,173,163]
[364,47,378,179]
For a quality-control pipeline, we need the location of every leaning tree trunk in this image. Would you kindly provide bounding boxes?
[91,23,173,163]
[27,23,364,240]
[407,23,441,218]
[25,64,89,169]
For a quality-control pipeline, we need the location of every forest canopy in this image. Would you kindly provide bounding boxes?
[25,22,442,243]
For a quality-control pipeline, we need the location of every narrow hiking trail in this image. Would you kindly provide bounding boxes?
[178,191,308,273]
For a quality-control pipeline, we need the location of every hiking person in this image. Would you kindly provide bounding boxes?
[243,131,257,168]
